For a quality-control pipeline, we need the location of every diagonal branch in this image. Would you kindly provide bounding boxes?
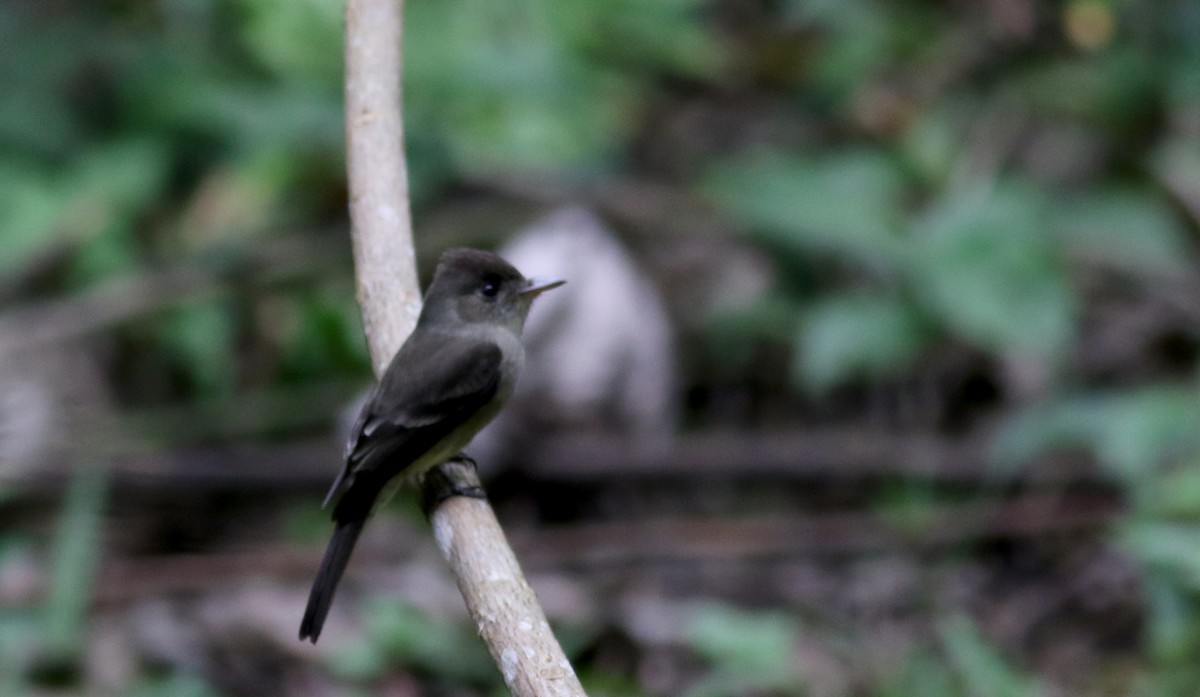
[344,0,420,360]
[342,2,587,695]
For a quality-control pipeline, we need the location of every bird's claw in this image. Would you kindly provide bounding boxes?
[420,454,487,516]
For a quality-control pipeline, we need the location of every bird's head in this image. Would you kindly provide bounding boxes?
[420,248,564,332]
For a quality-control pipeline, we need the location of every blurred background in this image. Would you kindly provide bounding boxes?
[3,0,1200,695]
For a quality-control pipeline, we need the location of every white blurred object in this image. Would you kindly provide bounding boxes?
[0,346,97,481]
[472,207,678,469]
[0,370,55,472]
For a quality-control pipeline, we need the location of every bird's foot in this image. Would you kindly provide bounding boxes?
[420,454,487,517]
[450,452,478,471]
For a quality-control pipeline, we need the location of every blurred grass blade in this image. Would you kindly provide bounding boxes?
[41,459,109,664]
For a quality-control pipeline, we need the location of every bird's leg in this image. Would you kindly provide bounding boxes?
[440,453,488,499]
[420,454,487,517]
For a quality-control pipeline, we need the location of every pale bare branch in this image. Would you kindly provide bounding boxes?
[342,2,587,695]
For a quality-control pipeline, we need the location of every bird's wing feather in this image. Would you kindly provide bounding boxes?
[322,333,503,515]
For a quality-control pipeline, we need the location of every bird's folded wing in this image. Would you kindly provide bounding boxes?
[322,334,503,511]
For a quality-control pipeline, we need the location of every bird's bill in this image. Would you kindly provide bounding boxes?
[519,278,566,298]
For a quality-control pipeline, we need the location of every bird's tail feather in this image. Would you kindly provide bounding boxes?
[299,519,365,643]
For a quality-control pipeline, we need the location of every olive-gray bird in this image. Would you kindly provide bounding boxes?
[299,248,563,643]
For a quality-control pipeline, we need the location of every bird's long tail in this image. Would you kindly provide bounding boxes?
[299,519,365,643]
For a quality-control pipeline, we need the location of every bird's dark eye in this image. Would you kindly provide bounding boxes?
[480,281,500,299]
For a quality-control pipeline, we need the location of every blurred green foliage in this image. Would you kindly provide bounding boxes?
[685,603,805,697]
[328,597,495,684]
[41,463,108,665]
[692,4,1200,682]
[125,675,224,697]
[939,616,1044,697]
[3,0,1200,695]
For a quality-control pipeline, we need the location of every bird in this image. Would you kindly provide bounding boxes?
[299,248,564,643]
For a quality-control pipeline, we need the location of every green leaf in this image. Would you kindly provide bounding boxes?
[42,462,109,664]
[1142,573,1200,662]
[359,598,494,683]
[65,140,171,284]
[0,11,94,156]
[1011,48,1158,130]
[1055,188,1190,274]
[908,183,1074,354]
[1122,522,1200,593]
[327,637,389,681]
[0,163,69,280]
[161,300,238,398]
[795,0,895,101]
[72,139,171,212]
[877,649,958,697]
[704,149,907,267]
[1166,49,1200,107]
[900,97,977,185]
[405,0,633,173]
[553,0,725,80]
[939,615,1042,697]
[277,286,370,379]
[240,0,344,88]
[1085,387,1200,478]
[1130,458,1200,518]
[685,603,802,688]
[795,293,926,393]
[1152,137,1200,236]
[126,674,223,697]
[0,138,168,284]
[992,387,1200,481]
[707,294,803,371]
[0,536,39,692]
[120,34,344,157]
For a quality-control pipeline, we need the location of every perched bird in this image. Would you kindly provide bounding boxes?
[299,248,563,643]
